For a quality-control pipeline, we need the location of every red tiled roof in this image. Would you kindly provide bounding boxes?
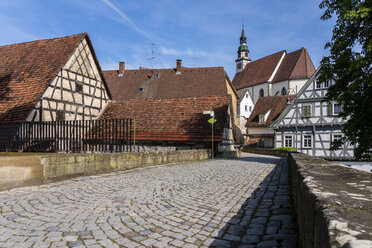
[100,96,231,142]
[232,48,315,90]
[272,48,315,83]
[103,67,229,101]
[0,33,87,122]
[232,50,285,90]
[245,95,295,127]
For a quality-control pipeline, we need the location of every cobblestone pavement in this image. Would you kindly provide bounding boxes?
[0,153,297,247]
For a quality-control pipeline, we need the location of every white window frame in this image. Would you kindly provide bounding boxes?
[259,115,265,123]
[333,103,342,115]
[302,105,312,117]
[324,80,330,88]
[332,134,342,141]
[284,135,293,147]
[328,102,342,116]
[315,80,322,89]
[303,134,312,148]
[331,133,343,149]
[245,105,248,111]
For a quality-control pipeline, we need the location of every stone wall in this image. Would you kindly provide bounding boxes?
[0,156,44,191]
[241,147,290,157]
[289,153,372,248]
[0,149,209,191]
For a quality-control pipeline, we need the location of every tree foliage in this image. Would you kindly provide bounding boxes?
[319,0,372,160]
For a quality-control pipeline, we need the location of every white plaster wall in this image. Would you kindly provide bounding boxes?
[271,81,288,96]
[252,83,269,104]
[247,127,274,135]
[289,78,308,94]
[239,90,255,118]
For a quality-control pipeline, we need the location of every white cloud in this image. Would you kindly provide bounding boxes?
[100,0,155,41]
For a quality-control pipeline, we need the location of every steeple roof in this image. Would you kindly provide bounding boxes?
[240,25,247,39]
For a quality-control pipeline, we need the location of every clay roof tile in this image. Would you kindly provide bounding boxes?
[0,33,87,122]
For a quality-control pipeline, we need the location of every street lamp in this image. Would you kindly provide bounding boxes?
[203,110,216,159]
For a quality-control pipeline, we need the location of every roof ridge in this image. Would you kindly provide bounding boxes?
[0,32,87,48]
[103,66,225,72]
[115,95,230,103]
[250,50,286,64]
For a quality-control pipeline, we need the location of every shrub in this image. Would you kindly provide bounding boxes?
[273,147,296,151]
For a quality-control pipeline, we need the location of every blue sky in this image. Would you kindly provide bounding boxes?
[0,0,334,79]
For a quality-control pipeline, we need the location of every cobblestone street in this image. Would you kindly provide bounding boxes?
[0,153,297,247]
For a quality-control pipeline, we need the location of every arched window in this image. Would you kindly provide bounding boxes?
[281,87,287,95]
[259,88,264,97]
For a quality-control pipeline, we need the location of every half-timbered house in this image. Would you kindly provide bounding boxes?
[270,68,355,159]
[0,33,111,122]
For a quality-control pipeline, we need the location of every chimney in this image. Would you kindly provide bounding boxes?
[176,59,182,74]
[118,61,125,77]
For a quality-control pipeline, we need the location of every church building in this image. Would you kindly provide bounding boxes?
[232,26,316,134]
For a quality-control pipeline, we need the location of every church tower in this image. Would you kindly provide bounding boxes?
[235,25,251,73]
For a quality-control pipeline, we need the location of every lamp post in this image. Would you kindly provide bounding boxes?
[203,110,216,159]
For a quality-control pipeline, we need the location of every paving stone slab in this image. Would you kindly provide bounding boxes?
[0,153,297,247]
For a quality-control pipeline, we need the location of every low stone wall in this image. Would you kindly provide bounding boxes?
[289,153,372,248]
[0,156,44,191]
[0,150,209,191]
[241,147,290,157]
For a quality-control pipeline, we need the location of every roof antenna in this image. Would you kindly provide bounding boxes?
[190,56,198,67]
[147,42,160,69]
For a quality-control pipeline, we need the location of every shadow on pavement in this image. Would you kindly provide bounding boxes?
[209,157,298,248]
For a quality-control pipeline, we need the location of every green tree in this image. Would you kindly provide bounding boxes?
[319,0,372,160]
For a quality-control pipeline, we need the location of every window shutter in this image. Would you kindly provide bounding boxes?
[303,105,311,117]
[328,103,333,116]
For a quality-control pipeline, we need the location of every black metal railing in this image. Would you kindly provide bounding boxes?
[0,119,133,153]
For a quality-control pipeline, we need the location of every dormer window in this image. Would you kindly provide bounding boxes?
[259,115,265,123]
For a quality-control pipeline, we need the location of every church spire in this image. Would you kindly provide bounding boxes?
[236,25,251,73]
[240,25,247,43]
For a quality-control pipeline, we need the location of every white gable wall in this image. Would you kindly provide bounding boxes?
[289,78,308,94]
[239,90,255,118]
